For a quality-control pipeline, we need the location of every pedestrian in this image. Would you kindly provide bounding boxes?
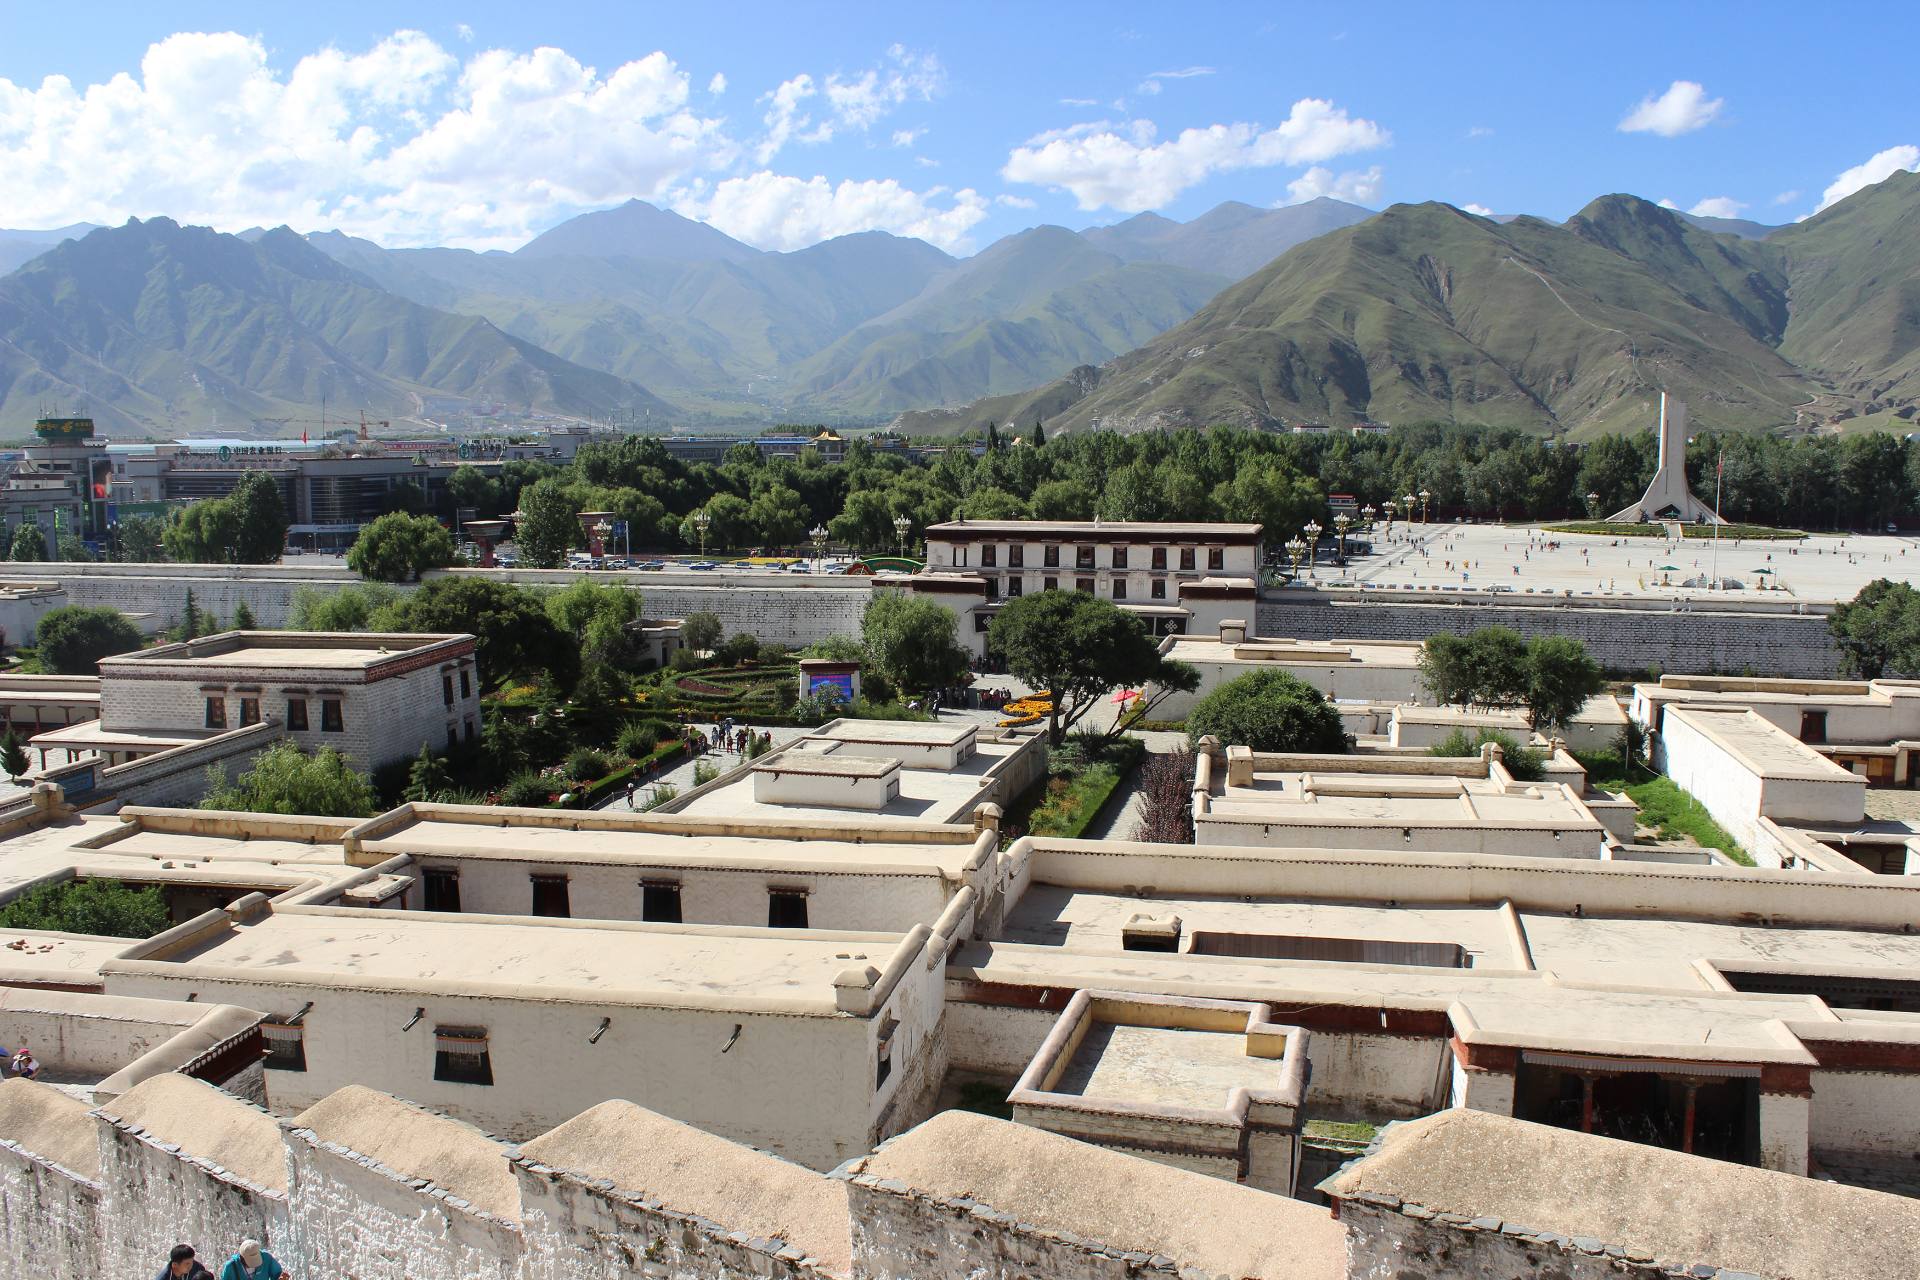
[158,1244,214,1280]
[625,780,636,808]
[218,1240,285,1280]
[9,1047,36,1079]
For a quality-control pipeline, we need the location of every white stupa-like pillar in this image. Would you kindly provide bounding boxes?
[1605,393,1721,524]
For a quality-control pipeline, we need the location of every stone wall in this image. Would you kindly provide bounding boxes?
[96,721,281,809]
[0,1140,99,1280]
[1335,1197,1665,1279]
[1258,593,1841,678]
[96,1117,289,1278]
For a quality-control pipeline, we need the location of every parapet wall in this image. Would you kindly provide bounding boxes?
[1258,593,1841,678]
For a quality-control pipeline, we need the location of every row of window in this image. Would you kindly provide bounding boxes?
[981,575,1172,602]
[420,869,812,929]
[963,544,1227,571]
[207,695,342,732]
[264,1019,493,1085]
[441,669,472,707]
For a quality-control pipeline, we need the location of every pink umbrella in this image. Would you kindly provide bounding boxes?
[1111,689,1140,704]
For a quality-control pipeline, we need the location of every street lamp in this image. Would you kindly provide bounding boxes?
[1585,491,1601,521]
[1302,520,1322,580]
[1284,537,1307,578]
[1383,499,1397,533]
[810,523,829,571]
[693,507,712,560]
[1361,503,1376,527]
[1334,513,1352,565]
[1418,489,1432,524]
[592,519,612,565]
[893,513,911,558]
[1404,492,1418,527]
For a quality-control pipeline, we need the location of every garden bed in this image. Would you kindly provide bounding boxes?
[1003,735,1146,841]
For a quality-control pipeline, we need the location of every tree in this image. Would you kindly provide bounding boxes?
[1032,421,1046,448]
[448,464,501,518]
[749,484,809,548]
[163,498,239,563]
[232,600,257,631]
[680,611,723,655]
[861,593,970,694]
[988,592,1175,746]
[177,588,203,642]
[1417,626,1529,709]
[0,731,27,781]
[370,576,577,691]
[1830,580,1920,678]
[1416,632,1475,706]
[56,534,92,562]
[0,878,168,939]
[230,472,289,563]
[1524,635,1604,730]
[116,514,167,562]
[1186,669,1350,754]
[289,582,399,631]
[513,477,581,568]
[33,605,143,674]
[405,745,450,802]
[348,512,457,582]
[203,743,377,818]
[9,525,46,562]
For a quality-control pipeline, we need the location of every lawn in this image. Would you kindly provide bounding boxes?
[1619,776,1753,866]
[1540,520,1805,541]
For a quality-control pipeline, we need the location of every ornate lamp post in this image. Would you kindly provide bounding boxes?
[1586,490,1601,521]
[1404,492,1418,527]
[1302,520,1322,580]
[810,523,829,571]
[893,513,911,558]
[1383,499,1397,534]
[693,507,712,561]
[1361,503,1376,528]
[1418,489,1432,524]
[1334,513,1352,566]
[1285,537,1307,579]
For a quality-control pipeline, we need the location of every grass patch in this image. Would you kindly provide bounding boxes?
[1622,776,1753,866]
[953,1080,1013,1120]
[1004,735,1146,840]
[1540,520,1805,541]
[1304,1119,1379,1146]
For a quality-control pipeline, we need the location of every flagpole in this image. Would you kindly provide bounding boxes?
[1712,451,1723,590]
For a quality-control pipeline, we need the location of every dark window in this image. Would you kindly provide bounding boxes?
[464,718,476,743]
[1043,545,1060,568]
[262,1021,306,1072]
[1151,546,1167,571]
[204,697,226,730]
[321,698,344,733]
[768,889,810,929]
[443,675,455,706]
[1076,577,1094,594]
[1008,545,1024,568]
[531,875,571,918]
[1075,545,1095,569]
[1043,576,1059,592]
[1179,548,1196,571]
[424,868,461,912]
[974,612,992,633]
[983,577,999,600]
[459,669,471,699]
[981,544,997,567]
[1800,710,1828,744]
[1113,579,1127,600]
[1208,547,1225,571]
[642,880,683,923]
[1112,547,1128,569]
[286,699,308,732]
[1007,577,1023,597]
[433,1027,494,1085]
[238,698,259,727]
[876,1018,898,1090]
[1151,579,1167,600]
[447,724,459,749]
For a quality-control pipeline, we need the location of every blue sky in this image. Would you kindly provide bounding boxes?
[1,1,1913,253]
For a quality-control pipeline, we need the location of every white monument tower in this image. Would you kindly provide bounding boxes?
[1605,393,1721,524]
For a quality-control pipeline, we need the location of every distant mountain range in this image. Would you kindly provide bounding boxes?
[894,176,1919,439]
[3,177,1915,440]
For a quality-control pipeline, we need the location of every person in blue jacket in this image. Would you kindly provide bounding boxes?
[217,1240,286,1280]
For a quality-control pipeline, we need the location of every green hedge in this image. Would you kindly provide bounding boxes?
[548,741,689,809]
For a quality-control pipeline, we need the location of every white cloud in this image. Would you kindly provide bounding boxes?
[1465,125,1493,140]
[1687,196,1746,219]
[674,171,987,251]
[1772,189,1800,205]
[0,30,737,249]
[891,128,925,148]
[996,193,1037,209]
[1002,98,1388,211]
[1618,80,1723,136]
[707,72,727,94]
[454,24,474,43]
[756,73,818,163]
[1059,96,1099,107]
[1462,202,1493,216]
[1656,198,1681,209]
[753,46,943,163]
[1283,165,1383,206]
[1817,144,1918,211]
[1136,66,1215,95]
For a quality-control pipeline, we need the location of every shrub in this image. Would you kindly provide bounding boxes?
[641,783,679,811]
[756,639,790,665]
[0,878,169,939]
[1428,728,1546,782]
[1186,669,1349,754]
[716,632,763,666]
[692,760,721,787]
[499,772,554,807]
[565,748,612,782]
[615,720,671,759]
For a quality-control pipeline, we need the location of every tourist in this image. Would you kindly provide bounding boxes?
[624,780,636,808]
[218,1240,284,1280]
[10,1047,36,1079]
[157,1245,214,1280]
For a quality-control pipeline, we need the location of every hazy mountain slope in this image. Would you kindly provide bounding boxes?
[1770,168,1920,411]
[0,219,670,435]
[515,198,761,263]
[899,200,1813,436]
[0,224,103,274]
[789,226,1226,412]
[1677,211,1780,241]
[1083,198,1373,278]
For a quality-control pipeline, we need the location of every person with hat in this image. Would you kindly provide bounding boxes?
[157,1244,213,1280]
[218,1240,284,1280]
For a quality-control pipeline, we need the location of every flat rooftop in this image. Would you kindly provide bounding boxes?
[925,519,1262,538]
[1054,1022,1293,1111]
[1665,706,1864,783]
[1163,635,1422,668]
[119,907,906,1015]
[668,738,1018,825]
[1206,769,1600,830]
[101,630,472,673]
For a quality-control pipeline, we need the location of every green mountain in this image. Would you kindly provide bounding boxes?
[1083,198,1373,278]
[896,187,1920,438]
[0,219,671,436]
[514,198,762,264]
[0,224,102,274]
